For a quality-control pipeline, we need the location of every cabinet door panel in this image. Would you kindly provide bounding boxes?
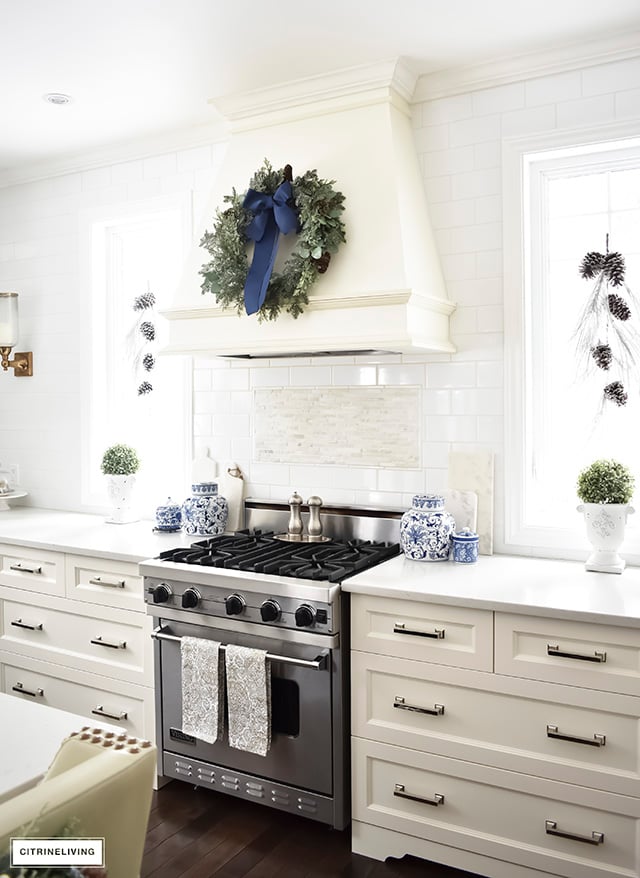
[352,650,640,796]
[352,738,640,878]
[351,594,492,671]
[495,613,640,696]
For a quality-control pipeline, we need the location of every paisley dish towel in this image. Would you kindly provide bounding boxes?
[225,644,272,756]
[181,636,225,744]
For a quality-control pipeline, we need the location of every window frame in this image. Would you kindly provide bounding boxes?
[502,121,640,563]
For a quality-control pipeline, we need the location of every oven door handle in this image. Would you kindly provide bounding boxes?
[151,626,329,670]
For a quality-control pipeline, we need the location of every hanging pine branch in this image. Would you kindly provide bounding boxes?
[573,235,640,411]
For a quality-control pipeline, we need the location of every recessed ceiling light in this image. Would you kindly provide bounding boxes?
[43,93,73,106]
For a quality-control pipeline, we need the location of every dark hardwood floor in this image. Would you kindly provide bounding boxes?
[142,781,482,878]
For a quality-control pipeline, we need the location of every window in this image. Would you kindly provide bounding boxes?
[81,195,192,516]
[504,131,640,562]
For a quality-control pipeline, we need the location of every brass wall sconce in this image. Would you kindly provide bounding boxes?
[0,292,33,377]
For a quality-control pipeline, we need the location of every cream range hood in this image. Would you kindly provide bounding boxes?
[162,60,455,358]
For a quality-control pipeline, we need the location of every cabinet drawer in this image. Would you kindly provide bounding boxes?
[0,653,153,741]
[65,555,144,612]
[0,594,152,686]
[0,544,64,597]
[352,650,640,797]
[495,613,640,696]
[352,738,640,878]
[351,594,493,671]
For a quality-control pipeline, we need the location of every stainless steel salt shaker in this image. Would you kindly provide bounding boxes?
[307,495,323,538]
[287,491,304,537]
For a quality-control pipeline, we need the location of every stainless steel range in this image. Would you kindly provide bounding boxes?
[141,498,401,830]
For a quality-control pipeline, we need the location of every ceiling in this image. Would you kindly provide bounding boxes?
[2,0,640,178]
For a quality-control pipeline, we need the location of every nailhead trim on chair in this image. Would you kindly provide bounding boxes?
[69,726,153,754]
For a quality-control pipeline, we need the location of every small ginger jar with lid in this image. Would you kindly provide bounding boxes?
[400,494,455,561]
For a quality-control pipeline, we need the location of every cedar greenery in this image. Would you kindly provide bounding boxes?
[576,459,634,505]
[100,443,140,476]
[199,160,346,322]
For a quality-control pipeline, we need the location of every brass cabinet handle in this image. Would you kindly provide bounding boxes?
[394,696,444,716]
[545,820,604,845]
[12,682,44,698]
[10,618,43,631]
[9,563,42,575]
[547,644,606,663]
[91,705,128,721]
[546,724,606,747]
[88,576,126,589]
[394,623,445,640]
[393,783,444,806]
[90,635,127,650]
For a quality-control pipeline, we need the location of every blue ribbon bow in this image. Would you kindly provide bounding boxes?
[242,180,298,315]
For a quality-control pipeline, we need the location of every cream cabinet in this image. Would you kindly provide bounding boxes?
[351,593,640,878]
[0,543,154,742]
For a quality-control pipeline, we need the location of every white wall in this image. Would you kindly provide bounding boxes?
[1,53,639,528]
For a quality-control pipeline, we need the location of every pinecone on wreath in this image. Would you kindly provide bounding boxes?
[608,293,631,321]
[603,252,625,287]
[142,352,155,372]
[137,381,153,396]
[139,321,155,342]
[591,343,612,370]
[579,251,605,279]
[134,290,157,311]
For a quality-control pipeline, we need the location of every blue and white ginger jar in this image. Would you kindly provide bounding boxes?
[400,494,455,562]
[155,497,182,532]
[182,482,228,537]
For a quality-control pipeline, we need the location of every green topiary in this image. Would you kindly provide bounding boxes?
[101,444,140,476]
[576,458,634,504]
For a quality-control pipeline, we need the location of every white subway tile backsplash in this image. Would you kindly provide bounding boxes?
[193,369,212,392]
[377,364,425,385]
[451,168,501,200]
[472,83,525,116]
[556,95,615,129]
[452,388,503,416]
[211,368,249,390]
[616,87,640,118]
[413,123,449,152]
[447,277,502,306]
[422,93,474,125]
[477,361,504,387]
[426,415,478,443]
[582,58,640,96]
[331,365,377,386]
[501,104,556,137]
[429,199,475,230]
[250,366,290,387]
[423,389,452,415]
[525,71,582,107]
[424,147,475,178]
[289,366,332,386]
[423,441,451,469]
[449,114,501,147]
[474,141,501,169]
[112,160,144,185]
[143,153,178,179]
[249,462,291,485]
[194,390,231,414]
[475,195,501,224]
[476,305,504,333]
[427,362,477,388]
[450,307,478,335]
[450,222,502,253]
[378,469,425,494]
[177,145,213,172]
[423,175,452,203]
[81,167,112,190]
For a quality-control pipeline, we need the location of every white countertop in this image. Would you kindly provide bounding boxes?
[344,553,640,628]
[0,508,195,563]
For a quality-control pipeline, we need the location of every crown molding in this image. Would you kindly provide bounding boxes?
[414,29,640,102]
[0,120,228,190]
[211,59,418,130]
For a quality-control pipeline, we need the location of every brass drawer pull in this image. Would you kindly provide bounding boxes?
[546,724,606,747]
[394,696,444,716]
[90,636,127,650]
[394,623,445,640]
[547,644,606,663]
[11,618,43,631]
[91,705,128,721]
[88,576,126,589]
[393,784,444,806]
[9,563,42,575]
[12,682,44,698]
[545,820,604,845]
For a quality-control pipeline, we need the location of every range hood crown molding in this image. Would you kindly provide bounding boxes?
[211,59,419,131]
[164,58,456,359]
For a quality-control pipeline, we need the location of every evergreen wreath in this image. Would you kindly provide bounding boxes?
[199,160,346,322]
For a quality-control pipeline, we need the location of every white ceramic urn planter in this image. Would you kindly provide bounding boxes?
[106,474,138,524]
[577,502,635,574]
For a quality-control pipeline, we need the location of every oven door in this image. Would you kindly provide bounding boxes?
[155,619,336,795]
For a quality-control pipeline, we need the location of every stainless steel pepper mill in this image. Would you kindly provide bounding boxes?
[307,495,323,539]
[287,491,304,538]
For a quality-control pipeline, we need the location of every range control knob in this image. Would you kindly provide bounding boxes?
[181,588,200,609]
[225,594,246,616]
[260,599,281,623]
[152,583,172,604]
[295,604,317,628]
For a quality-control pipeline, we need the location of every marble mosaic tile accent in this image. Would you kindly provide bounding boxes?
[254,387,421,468]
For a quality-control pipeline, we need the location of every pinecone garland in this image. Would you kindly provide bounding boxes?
[139,321,155,341]
[137,381,153,395]
[311,251,331,274]
[604,381,628,406]
[142,353,155,372]
[579,251,604,279]
[133,291,157,311]
[603,252,625,287]
[608,293,631,321]
[591,343,612,370]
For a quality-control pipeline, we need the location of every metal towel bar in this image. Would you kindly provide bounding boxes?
[151,625,328,670]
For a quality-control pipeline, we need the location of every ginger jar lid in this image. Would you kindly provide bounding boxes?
[191,481,218,496]
[412,494,445,510]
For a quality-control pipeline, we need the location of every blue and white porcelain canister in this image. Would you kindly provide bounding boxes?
[400,494,456,561]
[181,482,228,536]
[154,497,182,532]
[452,527,479,563]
